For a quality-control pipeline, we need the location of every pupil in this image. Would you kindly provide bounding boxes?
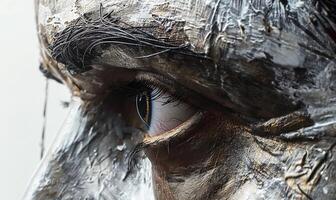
[136,91,152,127]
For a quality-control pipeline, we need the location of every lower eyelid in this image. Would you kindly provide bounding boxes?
[143,111,204,146]
[148,119,167,136]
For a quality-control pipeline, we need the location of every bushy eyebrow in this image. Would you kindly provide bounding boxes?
[50,14,208,75]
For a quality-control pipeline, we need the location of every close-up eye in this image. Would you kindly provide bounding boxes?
[136,87,197,136]
[18,1,336,200]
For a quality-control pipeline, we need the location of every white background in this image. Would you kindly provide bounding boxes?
[0,1,70,199]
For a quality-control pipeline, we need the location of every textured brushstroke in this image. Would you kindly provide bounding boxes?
[27,0,336,199]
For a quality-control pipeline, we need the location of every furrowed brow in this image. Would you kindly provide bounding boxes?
[50,15,207,75]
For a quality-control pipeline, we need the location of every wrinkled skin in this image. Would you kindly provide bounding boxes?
[25,0,336,199]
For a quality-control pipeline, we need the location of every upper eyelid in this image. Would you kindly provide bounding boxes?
[106,72,196,111]
[118,75,184,102]
[134,73,216,110]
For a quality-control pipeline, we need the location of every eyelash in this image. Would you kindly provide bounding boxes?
[123,80,185,106]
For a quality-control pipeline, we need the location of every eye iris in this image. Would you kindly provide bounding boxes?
[135,87,196,136]
[136,91,152,127]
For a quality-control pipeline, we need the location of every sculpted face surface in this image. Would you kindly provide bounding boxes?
[26,0,336,199]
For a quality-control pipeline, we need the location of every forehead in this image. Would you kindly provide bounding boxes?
[37,0,319,65]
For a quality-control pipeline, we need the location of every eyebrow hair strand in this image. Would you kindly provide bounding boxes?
[50,8,208,75]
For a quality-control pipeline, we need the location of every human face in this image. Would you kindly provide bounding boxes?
[25,0,336,199]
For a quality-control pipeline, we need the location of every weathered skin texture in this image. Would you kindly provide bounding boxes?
[25,0,336,199]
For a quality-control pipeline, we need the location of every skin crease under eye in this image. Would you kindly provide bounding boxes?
[148,89,196,136]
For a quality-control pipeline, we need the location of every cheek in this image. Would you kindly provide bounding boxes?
[145,111,250,199]
[145,111,246,173]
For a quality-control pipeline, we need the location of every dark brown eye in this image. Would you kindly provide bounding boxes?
[136,91,152,128]
[135,87,196,137]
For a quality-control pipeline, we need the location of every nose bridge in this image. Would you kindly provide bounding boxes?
[23,100,83,199]
[23,100,154,200]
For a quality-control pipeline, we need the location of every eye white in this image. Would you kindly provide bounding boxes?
[148,89,196,136]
